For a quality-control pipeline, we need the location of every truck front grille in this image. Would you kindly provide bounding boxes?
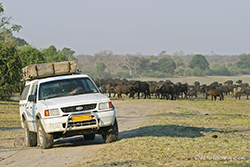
[62,120,97,128]
[61,103,97,113]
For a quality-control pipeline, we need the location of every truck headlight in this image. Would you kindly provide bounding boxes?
[44,109,60,116]
[99,102,113,110]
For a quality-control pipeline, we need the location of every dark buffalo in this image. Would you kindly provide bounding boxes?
[176,82,188,98]
[224,80,233,85]
[148,82,160,98]
[113,84,130,99]
[157,82,174,100]
[241,88,250,99]
[129,81,150,99]
[218,85,230,95]
[235,92,242,100]
[206,89,224,101]
[240,83,249,90]
[187,89,198,100]
[236,80,242,84]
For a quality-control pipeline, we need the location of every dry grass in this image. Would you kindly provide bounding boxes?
[0,101,22,137]
[84,98,250,167]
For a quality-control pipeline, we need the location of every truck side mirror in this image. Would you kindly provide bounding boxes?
[28,95,37,103]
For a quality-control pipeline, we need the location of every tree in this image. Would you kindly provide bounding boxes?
[236,54,250,70]
[184,69,192,76]
[18,45,44,67]
[0,41,22,100]
[13,37,28,46]
[91,62,111,79]
[157,57,176,76]
[41,45,59,62]
[0,3,24,44]
[60,47,76,61]
[137,57,150,75]
[175,68,184,76]
[95,50,113,57]
[173,56,185,68]
[123,56,141,76]
[188,54,209,70]
[211,64,231,76]
[192,67,203,76]
[148,55,158,61]
[41,45,75,63]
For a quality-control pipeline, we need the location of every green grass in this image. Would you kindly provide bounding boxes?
[84,99,250,167]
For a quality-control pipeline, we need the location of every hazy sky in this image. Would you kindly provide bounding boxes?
[3,0,250,56]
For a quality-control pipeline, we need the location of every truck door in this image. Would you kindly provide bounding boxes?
[20,85,30,123]
[26,84,38,131]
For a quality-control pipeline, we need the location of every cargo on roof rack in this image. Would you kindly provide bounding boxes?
[22,60,78,80]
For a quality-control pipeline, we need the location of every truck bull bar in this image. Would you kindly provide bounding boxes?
[63,111,99,134]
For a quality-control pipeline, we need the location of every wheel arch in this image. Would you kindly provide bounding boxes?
[36,113,42,122]
[21,113,27,129]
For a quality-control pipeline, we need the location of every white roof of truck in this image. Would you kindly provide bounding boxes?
[25,74,90,85]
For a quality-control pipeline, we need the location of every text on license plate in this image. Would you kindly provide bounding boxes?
[72,115,92,122]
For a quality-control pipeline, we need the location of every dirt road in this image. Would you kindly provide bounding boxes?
[0,100,166,167]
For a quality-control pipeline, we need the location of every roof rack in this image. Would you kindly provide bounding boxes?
[22,61,79,81]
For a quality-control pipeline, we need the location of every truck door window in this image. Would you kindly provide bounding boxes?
[20,85,30,100]
[31,85,37,96]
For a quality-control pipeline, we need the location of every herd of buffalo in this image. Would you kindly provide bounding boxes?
[94,78,250,101]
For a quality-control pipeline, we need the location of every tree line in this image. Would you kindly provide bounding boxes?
[1,2,250,100]
[78,51,250,79]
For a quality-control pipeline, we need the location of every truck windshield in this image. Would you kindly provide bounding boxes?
[39,78,99,100]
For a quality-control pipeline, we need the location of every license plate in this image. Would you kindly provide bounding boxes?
[72,115,92,122]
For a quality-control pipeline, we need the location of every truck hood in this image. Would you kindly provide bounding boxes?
[39,93,110,109]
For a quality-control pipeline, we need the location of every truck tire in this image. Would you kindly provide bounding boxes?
[84,134,95,140]
[23,120,37,147]
[102,118,118,143]
[37,119,54,149]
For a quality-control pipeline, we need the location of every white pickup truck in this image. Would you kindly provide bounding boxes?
[19,74,118,149]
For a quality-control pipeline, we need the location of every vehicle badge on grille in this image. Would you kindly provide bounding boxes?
[76,106,83,111]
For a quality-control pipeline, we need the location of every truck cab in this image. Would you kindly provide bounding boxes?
[20,74,118,149]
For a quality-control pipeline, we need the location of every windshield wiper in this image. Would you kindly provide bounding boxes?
[74,90,94,95]
[43,93,73,100]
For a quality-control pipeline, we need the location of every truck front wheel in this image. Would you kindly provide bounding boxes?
[37,119,54,149]
[23,120,37,147]
[102,118,119,143]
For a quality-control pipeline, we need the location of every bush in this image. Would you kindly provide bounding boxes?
[192,67,203,76]
[203,69,213,76]
[175,68,184,76]
[211,64,231,76]
[184,69,192,76]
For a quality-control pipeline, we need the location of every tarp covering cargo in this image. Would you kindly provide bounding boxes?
[22,61,77,80]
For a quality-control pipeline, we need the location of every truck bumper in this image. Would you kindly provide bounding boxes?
[41,109,116,134]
